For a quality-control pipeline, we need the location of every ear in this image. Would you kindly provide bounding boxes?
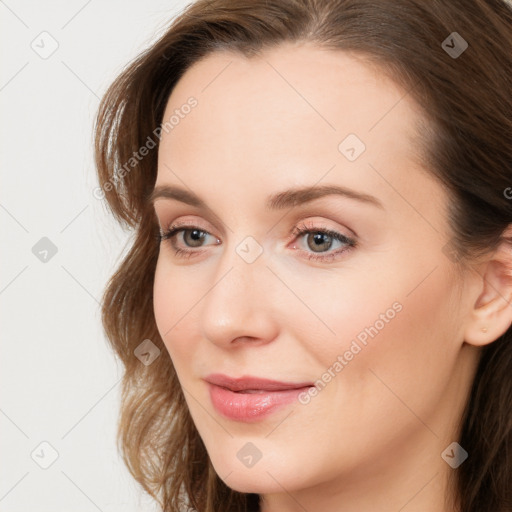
[464,225,512,346]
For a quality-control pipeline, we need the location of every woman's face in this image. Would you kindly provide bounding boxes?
[152,43,479,507]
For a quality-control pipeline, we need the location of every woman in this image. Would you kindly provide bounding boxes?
[93,1,512,510]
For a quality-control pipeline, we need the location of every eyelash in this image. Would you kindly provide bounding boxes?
[156,221,357,263]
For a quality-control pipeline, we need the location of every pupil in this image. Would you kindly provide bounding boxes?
[186,229,205,247]
[309,232,331,252]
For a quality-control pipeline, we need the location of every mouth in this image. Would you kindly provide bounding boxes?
[230,389,280,393]
[203,373,315,422]
[204,373,314,392]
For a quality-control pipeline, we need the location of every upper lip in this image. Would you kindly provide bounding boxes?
[204,373,314,392]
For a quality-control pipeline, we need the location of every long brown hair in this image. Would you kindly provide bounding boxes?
[93,1,512,510]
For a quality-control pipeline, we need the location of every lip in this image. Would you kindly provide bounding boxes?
[204,373,314,422]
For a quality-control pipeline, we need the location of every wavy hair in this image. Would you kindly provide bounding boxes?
[93,1,512,510]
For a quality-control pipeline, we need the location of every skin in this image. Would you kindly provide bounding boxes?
[151,41,512,512]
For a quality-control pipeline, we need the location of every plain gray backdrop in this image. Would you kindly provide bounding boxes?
[3,1,512,511]
[1,1,190,510]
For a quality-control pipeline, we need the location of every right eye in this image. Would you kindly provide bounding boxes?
[158,225,220,258]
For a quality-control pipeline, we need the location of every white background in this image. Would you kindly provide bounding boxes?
[1,1,190,510]
[3,1,512,511]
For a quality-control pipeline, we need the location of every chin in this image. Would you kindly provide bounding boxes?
[217,468,286,494]
[208,448,306,495]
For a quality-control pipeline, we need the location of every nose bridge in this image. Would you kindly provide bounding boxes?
[214,231,268,298]
[198,234,278,346]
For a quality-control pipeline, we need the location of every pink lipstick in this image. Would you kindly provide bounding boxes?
[204,373,314,422]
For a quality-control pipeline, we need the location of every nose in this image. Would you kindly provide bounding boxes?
[198,241,280,349]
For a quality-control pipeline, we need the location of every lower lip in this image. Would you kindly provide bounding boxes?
[207,383,312,422]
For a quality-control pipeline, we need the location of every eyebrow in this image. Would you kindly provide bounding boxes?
[148,183,384,211]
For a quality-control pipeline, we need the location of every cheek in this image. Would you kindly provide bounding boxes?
[288,253,459,407]
[329,263,460,428]
[274,262,404,370]
[279,263,460,474]
[153,259,200,369]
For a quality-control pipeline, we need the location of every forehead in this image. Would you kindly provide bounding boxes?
[155,42,431,212]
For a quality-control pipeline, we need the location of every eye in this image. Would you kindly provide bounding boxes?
[290,221,356,262]
[157,223,219,259]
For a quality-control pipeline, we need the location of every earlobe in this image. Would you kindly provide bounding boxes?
[464,226,512,347]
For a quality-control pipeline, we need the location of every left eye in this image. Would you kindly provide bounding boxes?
[290,224,356,262]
